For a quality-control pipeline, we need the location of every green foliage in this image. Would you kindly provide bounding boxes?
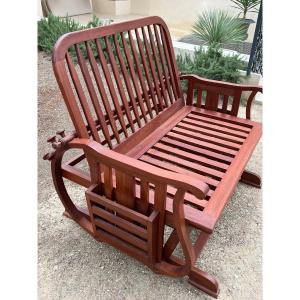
[176,46,245,83]
[38,14,108,57]
[230,0,261,18]
[192,10,247,46]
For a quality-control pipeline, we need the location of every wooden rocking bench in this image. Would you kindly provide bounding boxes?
[44,16,262,298]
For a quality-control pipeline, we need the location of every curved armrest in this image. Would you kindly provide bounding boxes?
[180,74,262,119]
[180,74,262,92]
[69,138,209,200]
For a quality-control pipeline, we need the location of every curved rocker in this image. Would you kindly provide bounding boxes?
[44,132,93,235]
[240,170,262,188]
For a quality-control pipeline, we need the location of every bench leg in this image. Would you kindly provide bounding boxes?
[163,229,220,298]
[240,170,261,188]
[51,151,93,235]
[188,267,220,298]
[167,255,220,298]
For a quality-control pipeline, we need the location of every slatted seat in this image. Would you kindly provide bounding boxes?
[113,105,261,232]
[44,16,262,298]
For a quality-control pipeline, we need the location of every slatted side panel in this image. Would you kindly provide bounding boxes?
[85,162,175,264]
[187,83,243,117]
[139,110,253,203]
[61,22,180,148]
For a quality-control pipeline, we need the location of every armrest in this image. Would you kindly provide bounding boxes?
[180,74,262,92]
[69,138,210,200]
[180,74,262,119]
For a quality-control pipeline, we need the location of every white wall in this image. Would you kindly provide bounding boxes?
[37,0,43,17]
[131,0,259,42]
[91,0,116,15]
[92,0,131,16]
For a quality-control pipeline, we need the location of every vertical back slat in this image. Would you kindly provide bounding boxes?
[113,34,142,128]
[134,28,159,114]
[77,42,113,147]
[66,51,101,142]
[53,60,90,138]
[120,32,149,123]
[142,27,165,111]
[142,26,169,109]
[128,30,154,119]
[158,25,180,100]
[95,38,129,137]
[153,25,174,104]
[85,40,121,144]
[104,36,136,132]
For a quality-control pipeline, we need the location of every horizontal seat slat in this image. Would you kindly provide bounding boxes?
[190,108,253,128]
[153,142,229,171]
[182,117,249,139]
[172,127,242,150]
[177,122,245,144]
[140,154,220,188]
[146,148,225,180]
[186,113,251,133]
[160,136,233,164]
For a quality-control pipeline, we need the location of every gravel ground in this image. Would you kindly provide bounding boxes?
[38,51,262,300]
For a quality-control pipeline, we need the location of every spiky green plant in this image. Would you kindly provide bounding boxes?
[230,0,261,18]
[192,10,247,46]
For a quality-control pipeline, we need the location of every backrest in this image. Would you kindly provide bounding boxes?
[52,16,183,148]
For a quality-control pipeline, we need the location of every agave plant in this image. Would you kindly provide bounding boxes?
[192,10,247,46]
[230,0,261,18]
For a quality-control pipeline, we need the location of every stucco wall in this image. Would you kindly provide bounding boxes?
[131,0,259,42]
[37,0,43,17]
[88,0,259,42]
[91,0,116,15]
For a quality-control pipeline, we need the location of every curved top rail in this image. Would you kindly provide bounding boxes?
[52,16,170,62]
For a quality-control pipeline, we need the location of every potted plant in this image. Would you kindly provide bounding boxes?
[230,0,261,39]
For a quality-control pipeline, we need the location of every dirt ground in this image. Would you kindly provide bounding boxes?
[38,51,262,300]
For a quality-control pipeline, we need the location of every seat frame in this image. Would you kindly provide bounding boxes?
[44,16,262,298]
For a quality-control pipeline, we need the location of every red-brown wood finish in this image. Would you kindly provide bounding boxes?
[44,16,262,298]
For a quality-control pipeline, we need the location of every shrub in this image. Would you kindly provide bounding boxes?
[176,46,245,83]
[38,14,106,54]
[192,10,247,46]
